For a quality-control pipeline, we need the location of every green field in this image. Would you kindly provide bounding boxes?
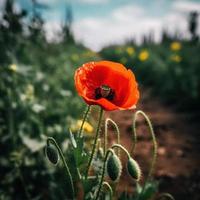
[0,1,200,199]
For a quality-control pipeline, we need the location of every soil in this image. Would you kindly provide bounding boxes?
[104,88,200,200]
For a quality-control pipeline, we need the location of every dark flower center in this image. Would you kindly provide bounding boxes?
[95,85,115,100]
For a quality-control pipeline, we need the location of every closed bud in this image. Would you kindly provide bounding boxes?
[45,145,59,165]
[106,153,122,182]
[127,158,141,181]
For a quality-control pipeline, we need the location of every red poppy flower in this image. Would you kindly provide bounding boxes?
[74,61,139,111]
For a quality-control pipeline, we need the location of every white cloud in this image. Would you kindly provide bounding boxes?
[172,0,200,13]
[73,4,163,50]
[112,4,144,21]
[44,20,63,42]
[44,1,200,51]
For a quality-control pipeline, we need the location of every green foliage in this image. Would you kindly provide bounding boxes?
[0,1,100,199]
[100,41,200,109]
[119,181,158,200]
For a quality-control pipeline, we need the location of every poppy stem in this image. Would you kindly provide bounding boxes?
[133,111,157,200]
[130,112,138,154]
[78,105,91,138]
[96,144,131,199]
[95,149,114,200]
[111,144,130,159]
[102,182,113,200]
[47,137,75,199]
[156,193,175,200]
[85,107,104,179]
[104,118,121,157]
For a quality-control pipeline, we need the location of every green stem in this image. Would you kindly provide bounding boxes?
[95,149,114,200]
[47,137,75,199]
[104,118,120,156]
[131,112,138,154]
[111,144,130,159]
[96,144,131,200]
[133,111,157,200]
[156,193,175,200]
[102,182,113,200]
[85,107,103,179]
[78,105,91,138]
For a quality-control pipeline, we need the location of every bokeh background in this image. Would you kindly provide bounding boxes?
[0,0,200,199]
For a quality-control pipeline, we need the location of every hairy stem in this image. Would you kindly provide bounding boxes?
[156,193,175,200]
[95,149,114,200]
[111,144,130,159]
[85,107,104,179]
[102,182,113,200]
[133,111,157,200]
[131,112,138,154]
[104,118,120,156]
[47,137,75,199]
[78,105,91,138]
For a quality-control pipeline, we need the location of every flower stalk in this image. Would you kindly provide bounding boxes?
[85,107,104,179]
[46,137,75,199]
[104,118,121,156]
[78,105,91,138]
[132,110,158,200]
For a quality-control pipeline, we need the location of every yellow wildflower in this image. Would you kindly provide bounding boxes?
[126,47,135,56]
[139,50,149,61]
[170,42,182,51]
[170,55,182,63]
[71,120,94,134]
[9,64,18,72]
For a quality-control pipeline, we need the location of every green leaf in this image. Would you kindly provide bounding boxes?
[136,181,158,200]
[69,129,77,148]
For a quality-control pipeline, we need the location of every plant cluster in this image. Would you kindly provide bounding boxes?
[44,61,174,200]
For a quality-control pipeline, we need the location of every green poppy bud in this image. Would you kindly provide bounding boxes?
[45,145,59,165]
[127,157,141,181]
[106,153,122,181]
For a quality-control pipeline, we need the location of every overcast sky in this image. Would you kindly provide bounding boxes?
[1,0,200,51]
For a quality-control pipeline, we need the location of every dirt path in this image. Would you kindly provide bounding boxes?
[104,89,200,200]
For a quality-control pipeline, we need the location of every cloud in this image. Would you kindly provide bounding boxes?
[44,1,200,51]
[73,4,163,50]
[172,0,200,13]
[112,4,144,21]
[44,20,63,42]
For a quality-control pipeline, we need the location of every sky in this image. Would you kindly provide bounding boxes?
[1,0,200,51]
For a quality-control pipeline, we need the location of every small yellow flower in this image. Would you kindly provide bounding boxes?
[170,42,182,51]
[126,47,135,56]
[170,55,182,63]
[9,64,18,72]
[71,120,94,134]
[139,50,149,61]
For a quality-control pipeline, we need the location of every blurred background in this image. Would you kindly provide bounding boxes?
[0,0,200,199]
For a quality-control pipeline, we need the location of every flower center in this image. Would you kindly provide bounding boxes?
[95,85,115,100]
